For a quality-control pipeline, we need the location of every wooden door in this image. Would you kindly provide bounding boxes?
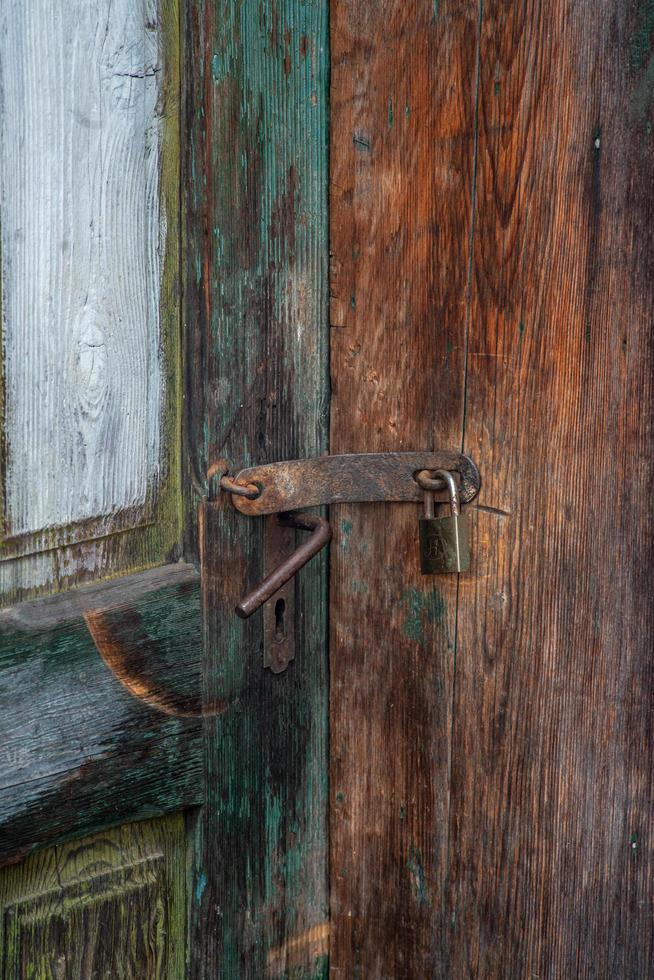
[327,1,654,977]
[3,1,653,978]
[188,0,654,977]
[0,2,200,975]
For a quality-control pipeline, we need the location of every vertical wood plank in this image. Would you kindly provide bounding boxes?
[449,1,654,976]
[184,1,329,975]
[329,1,480,974]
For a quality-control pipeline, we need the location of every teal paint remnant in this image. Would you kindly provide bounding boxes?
[401,587,446,643]
[407,843,431,907]
[340,519,353,549]
[211,52,222,81]
[350,294,356,309]
[628,2,654,126]
[631,831,639,854]
[388,98,394,128]
[308,954,329,980]
[336,791,345,803]
[630,0,654,71]
[432,0,440,20]
[195,871,207,903]
[630,57,654,124]
[518,319,526,336]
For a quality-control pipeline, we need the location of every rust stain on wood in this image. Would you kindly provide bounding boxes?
[84,605,227,719]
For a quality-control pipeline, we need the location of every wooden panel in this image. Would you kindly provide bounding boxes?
[0,0,182,601]
[329,0,477,974]
[0,815,188,979]
[0,564,203,865]
[447,1,654,977]
[184,0,329,974]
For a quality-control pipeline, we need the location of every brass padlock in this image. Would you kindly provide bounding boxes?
[419,469,470,573]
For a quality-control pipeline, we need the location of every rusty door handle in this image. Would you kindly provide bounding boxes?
[235,511,332,619]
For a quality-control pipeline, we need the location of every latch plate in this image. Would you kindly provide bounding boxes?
[228,451,480,516]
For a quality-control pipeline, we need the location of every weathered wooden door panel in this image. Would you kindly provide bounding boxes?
[0,1,197,975]
[0,0,181,602]
[448,2,654,976]
[0,564,202,865]
[184,1,330,976]
[329,1,474,975]
[3,0,653,975]
[330,0,654,977]
[0,816,188,978]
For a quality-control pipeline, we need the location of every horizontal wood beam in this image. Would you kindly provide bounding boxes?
[0,564,204,866]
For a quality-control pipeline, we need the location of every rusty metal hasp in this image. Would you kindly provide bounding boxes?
[218,452,480,624]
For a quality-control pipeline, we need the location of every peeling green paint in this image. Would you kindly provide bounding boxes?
[186,0,330,972]
[628,1,654,127]
[630,0,654,71]
[401,587,447,643]
[407,843,431,907]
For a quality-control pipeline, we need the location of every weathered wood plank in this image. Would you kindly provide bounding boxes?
[329,1,478,974]
[0,0,182,601]
[448,1,654,976]
[0,564,203,866]
[1,0,162,535]
[184,0,330,975]
[0,815,188,978]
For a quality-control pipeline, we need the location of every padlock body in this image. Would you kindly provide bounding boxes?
[419,514,470,573]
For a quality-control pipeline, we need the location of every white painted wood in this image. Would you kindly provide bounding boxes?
[0,0,165,538]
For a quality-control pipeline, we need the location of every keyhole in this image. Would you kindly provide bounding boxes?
[274,598,286,642]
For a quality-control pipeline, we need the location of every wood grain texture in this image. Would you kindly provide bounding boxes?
[0,815,188,979]
[1,0,163,534]
[329,1,478,974]
[0,0,182,602]
[0,564,203,866]
[447,1,654,976]
[184,0,329,974]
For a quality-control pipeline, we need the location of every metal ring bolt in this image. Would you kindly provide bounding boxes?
[219,474,262,500]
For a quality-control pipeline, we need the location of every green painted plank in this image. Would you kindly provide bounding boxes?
[184,1,329,975]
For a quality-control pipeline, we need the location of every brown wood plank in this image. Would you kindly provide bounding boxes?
[329,1,480,974]
[448,1,654,976]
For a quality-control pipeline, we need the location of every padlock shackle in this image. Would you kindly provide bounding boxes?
[430,469,461,516]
